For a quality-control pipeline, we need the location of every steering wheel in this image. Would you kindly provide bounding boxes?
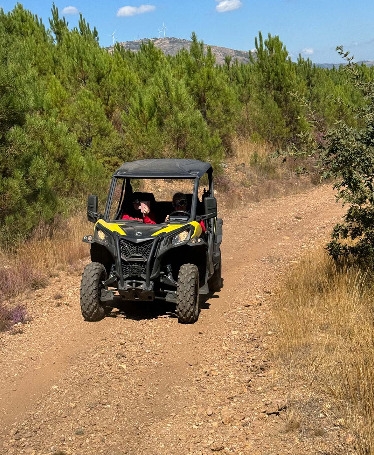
[169,210,190,218]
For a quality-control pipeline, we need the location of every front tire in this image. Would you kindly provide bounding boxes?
[80,262,107,322]
[176,263,199,324]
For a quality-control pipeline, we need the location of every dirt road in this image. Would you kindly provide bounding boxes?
[0,185,349,455]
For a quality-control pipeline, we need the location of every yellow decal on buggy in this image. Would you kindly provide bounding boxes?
[95,220,126,235]
[152,221,202,238]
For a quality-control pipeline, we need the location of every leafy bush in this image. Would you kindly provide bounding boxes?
[323,49,374,264]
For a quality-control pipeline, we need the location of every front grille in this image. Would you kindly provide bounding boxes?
[119,239,154,279]
[120,239,154,259]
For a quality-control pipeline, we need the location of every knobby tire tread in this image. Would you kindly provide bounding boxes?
[80,262,107,322]
[176,263,199,324]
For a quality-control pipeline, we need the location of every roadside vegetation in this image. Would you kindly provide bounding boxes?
[0,214,90,301]
[272,248,374,454]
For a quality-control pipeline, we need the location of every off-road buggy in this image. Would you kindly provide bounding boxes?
[80,158,223,324]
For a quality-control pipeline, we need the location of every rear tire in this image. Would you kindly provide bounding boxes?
[176,263,199,324]
[80,262,107,322]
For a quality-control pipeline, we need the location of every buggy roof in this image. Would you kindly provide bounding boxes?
[113,159,212,179]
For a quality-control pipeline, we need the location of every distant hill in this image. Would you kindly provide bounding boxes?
[109,37,374,68]
[109,37,251,65]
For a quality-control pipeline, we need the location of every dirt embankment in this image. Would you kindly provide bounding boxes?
[0,184,350,455]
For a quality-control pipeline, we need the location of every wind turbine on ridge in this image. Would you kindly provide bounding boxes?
[158,22,167,38]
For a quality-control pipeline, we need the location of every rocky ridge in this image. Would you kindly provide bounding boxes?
[108,37,251,65]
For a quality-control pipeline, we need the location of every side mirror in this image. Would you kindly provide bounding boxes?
[87,194,99,223]
[204,196,217,219]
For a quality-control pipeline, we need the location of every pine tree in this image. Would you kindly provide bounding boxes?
[249,32,310,148]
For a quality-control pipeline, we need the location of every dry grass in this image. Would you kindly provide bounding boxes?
[216,139,320,210]
[0,214,91,303]
[272,247,374,454]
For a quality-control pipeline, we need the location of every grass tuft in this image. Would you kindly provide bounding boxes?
[0,303,29,332]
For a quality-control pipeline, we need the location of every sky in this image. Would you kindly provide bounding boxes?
[1,0,374,64]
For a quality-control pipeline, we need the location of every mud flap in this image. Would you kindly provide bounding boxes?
[100,288,115,303]
[199,283,209,295]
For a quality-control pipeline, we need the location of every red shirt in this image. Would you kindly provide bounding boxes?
[122,213,156,224]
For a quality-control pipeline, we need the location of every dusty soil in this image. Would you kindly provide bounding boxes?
[0,184,352,455]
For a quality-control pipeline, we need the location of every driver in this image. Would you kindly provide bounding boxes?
[165,192,188,222]
[165,192,206,232]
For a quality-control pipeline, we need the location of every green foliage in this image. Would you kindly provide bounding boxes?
[62,88,112,149]
[248,32,311,149]
[122,87,163,158]
[101,48,139,118]
[49,3,68,44]
[122,64,222,162]
[177,33,240,154]
[323,49,374,263]
[0,115,88,243]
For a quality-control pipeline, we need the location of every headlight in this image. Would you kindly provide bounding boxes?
[94,227,110,244]
[97,229,106,240]
[160,226,193,250]
[171,228,192,245]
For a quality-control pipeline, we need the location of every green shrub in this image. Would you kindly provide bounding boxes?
[323,49,374,264]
